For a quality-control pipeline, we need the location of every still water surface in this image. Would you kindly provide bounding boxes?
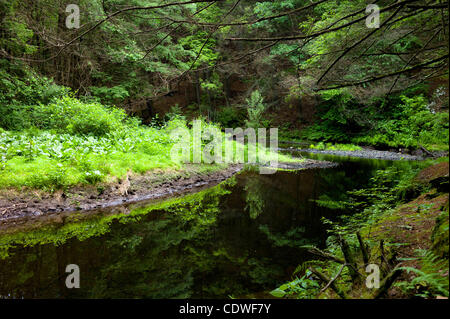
[0,153,420,298]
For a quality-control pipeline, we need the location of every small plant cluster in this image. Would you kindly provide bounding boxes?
[309,142,362,151]
[396,249,449,298]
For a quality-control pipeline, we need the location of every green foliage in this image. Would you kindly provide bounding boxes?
[269,43,303,64]
[302,91,449,151]
[165,105,185,122]
[259,224,313,248]
[200,72,223,99]
[253,0,304,31]
[245,90,268,129]
[301,90,361,142]
[1,96,129,136]
[272,160,435,299]
[431,210,449,259]
[397,249,449,298]
[0,111,184,190]
[0,93,297,191]
[309,142,362,151]
[333,163,428,234]
[179,32,220,68]
[353,95,449,151]
[0,61,69,108]
[45,96,130,136]
[0,6,37,55]
[89,85,130,105]
[270,270,321,299]
[215,107,245,128]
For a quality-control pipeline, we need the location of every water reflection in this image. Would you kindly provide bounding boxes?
[0,157,421,298]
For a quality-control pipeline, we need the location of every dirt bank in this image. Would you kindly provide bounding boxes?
[0,159,335,223]
[0,164,242,222]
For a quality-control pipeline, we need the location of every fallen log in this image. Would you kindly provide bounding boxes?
[339,236,359,282]
[357,232,369,265]
[307,247,345,264]
[309,267,348,299]
[419,143,434,157]
[373,268,403,299]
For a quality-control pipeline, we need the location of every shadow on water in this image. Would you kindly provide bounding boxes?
[0,154,422,298]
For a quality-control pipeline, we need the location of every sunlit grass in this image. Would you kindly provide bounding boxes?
[1,120,302,191]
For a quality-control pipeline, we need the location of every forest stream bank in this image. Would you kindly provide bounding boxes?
[0,158,339,223]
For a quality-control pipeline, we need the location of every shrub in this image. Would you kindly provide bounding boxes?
[353,95,449,150]
[215,106,245,128]
[245,90,268,129]
[43,96,129,136]
[1,96,130,136]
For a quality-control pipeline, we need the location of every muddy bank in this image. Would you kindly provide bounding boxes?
[0,159,334,223]
[0,164,241,222]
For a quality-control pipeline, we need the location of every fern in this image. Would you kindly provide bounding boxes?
[397,249,449,298]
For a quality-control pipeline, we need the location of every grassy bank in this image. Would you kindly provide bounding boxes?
[0,96,300,193]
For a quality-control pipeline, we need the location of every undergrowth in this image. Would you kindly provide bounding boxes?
[272,159,449,299]
[0,97,298,192]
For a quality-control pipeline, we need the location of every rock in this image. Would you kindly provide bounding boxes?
[412,149,424,156]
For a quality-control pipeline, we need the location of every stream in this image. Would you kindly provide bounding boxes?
[0,152,422,298]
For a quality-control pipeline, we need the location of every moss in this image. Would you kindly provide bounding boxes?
[431,202,449,259]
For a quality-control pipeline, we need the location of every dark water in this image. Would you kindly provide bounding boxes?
[0,154,420,298]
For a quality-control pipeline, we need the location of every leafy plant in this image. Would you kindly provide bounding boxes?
[270,270,321,299]
[397,249,449,298]
[245,90,268,129]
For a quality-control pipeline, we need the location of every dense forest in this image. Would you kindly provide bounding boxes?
[0,0,449,301]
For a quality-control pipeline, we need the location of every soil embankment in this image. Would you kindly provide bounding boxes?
[0,158,334,222]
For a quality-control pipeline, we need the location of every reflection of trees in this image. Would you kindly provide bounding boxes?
[0,176,296,298]
[0,182,231,298]
[87,182,232,298]
[244,176,265,219]
[258,224,315,248]
[311,160,422,212]
[1,161,409,299]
